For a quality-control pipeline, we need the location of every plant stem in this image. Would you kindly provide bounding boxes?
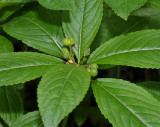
[69,38,72,59]
[61,116,69,127]
[69,37,77,65]
[116,66,121,79]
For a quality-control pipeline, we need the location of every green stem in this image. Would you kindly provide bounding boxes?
[116,66,121,79]
[61,116,69,127]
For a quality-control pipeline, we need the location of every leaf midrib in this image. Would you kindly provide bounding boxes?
[91,47,160,62]
[5,86,12,126]
[97,83,149,127]
[0,64,58,72]
[22,17,62,51]
[78,0,86,63]
[53,66,77,123]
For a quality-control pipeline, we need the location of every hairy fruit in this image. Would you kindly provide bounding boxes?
[62,48,69,59]
[62,37,75,46]
[63,38,70,46]
[91,63,98,70]
[90,69,98,77]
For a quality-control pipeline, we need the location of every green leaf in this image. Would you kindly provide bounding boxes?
[90,8,149,52]
[0,36,13,53]
[0,0,22,2]
[0,0,32,8]
[98,64,115,70]
[137,81,160,101]
[3,4,64,58]
[0,0,22,8]
[38,0,71,10]
[0,52,63,86]
[10,111,44,127]
[132,7,159,17]
[0,4,23,22]
[132,7,160,29]
[88,30,160,69]
[148,0,160,11]
[21,0,35,3]
[104,0,147,20]
[92,78,160,127]
[62,0,103,63]
[38,64,91,127]
[0,86,23,126]
[147,10,160,29]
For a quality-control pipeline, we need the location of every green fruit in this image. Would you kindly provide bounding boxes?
[91,63,98,69]
[70,37,75,45]
[90,69,98,77]
[63,37,75,46]
[63,38,70,46]
[62,48,69,59]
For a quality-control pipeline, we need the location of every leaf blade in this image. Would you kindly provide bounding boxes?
[137,81,160,101]
[62,0,103,62]
[3,4,64,58]
[92,78,160,127]
[149,0,160,11]
[0,36,14,53]
[104,0,147,19]
[0,0,22,8]
[38,64,91,127]
[90,8,149,52]
[38,0,71,10]
[0,52,64,86]
[0,86,23,126]
[89,30,160,69]
[10,111,44,127]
